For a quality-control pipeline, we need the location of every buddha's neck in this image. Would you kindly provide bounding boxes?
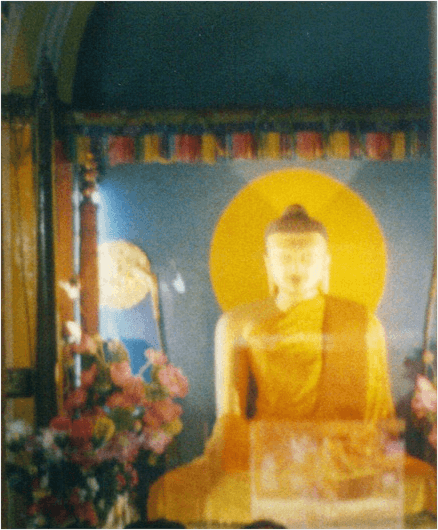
[275,288,320,312]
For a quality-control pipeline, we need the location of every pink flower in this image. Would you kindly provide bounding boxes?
[105,391,137,408]
[142,399,182,429]
[411,375,437,420]
[154,398,183,423]
[118,432,142,462]
[123,376,146,402]
[147,430,172,455]
[143,405,165,429]
[158,365,189,398]
[428,422,437,449]
[110,361,132,388]
[145,348,168,366]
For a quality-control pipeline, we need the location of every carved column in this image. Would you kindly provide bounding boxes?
[34,55,58,427]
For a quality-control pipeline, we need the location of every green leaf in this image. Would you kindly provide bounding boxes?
[107,408,135,431]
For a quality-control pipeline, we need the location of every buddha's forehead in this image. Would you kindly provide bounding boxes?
[266,232,327,251]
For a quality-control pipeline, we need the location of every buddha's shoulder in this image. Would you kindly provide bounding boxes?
[217,298,278,330]
[324,294,373,318]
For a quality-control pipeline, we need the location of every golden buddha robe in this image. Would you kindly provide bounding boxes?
[148,295,435,525]
[214,294,393,473]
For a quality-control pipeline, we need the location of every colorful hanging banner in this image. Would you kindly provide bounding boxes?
[258,132,281,159]
[76,136,92,167]
[295,131,323,160]
[230,132,256,160]
[173,134,202,162]
[280,133,293,158]
[365,132,392,161]
[201,133,220,164]
[69,108,430,166]
[391,132,406,161]
[107,136,136,166]
[143,134,164,163]
[328,131,351,159]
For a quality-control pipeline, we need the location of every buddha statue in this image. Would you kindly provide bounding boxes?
[148,205,435,526]
[215,204,394,428]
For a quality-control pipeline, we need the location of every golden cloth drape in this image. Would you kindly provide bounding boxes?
[2,120,37,424]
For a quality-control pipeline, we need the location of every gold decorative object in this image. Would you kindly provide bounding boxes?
[98,240,159,315]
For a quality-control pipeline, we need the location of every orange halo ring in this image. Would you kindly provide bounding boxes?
[209,168,387,312]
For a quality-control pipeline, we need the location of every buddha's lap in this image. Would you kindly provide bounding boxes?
[148,453,436,524]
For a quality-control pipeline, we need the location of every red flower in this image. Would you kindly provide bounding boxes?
[428,422,437,449]
[33,496,70,526]
[69,442,94,468]
[126,464,138,488]
[28,503,41,517]
[80,363,98,389]
[81,405,106,420]
[49,415,72,433]
[69,488,81,506]
[64,387,88,411]
[71,417,94,443]
[73,500,98,527]
[116,473,127,490]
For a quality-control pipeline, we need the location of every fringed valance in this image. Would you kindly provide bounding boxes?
[67,108,431,166]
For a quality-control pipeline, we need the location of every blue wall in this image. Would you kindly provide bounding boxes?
[97,159,435,465]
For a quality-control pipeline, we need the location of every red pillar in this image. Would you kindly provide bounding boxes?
[79,198,99,335]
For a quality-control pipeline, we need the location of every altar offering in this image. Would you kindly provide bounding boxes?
[250,420,405,529]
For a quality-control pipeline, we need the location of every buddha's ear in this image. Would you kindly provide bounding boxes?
[264,254,278,296]
[320,252,331,294]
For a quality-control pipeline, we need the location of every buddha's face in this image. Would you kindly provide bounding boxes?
[265,232,329,301]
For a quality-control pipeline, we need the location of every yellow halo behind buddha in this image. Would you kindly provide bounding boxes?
[209,168,386,312]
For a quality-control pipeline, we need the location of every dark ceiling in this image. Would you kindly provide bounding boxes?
[73,1,432,111]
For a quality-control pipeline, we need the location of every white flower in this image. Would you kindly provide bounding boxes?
[40,474,49,490]
[41,429,56,450]
[64,320,82,344]
[87,476,100,496]
[59,279,80,300]
[34,515,46,527]
[5,419,32,443]
[79,489,87,502]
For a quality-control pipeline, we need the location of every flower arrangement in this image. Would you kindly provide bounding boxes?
[411,373,437,450]
[6,333,189,529]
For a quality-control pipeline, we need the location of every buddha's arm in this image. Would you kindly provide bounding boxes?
[365,314,396,421]
[211,312,252,471]
[214,312,250,419]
